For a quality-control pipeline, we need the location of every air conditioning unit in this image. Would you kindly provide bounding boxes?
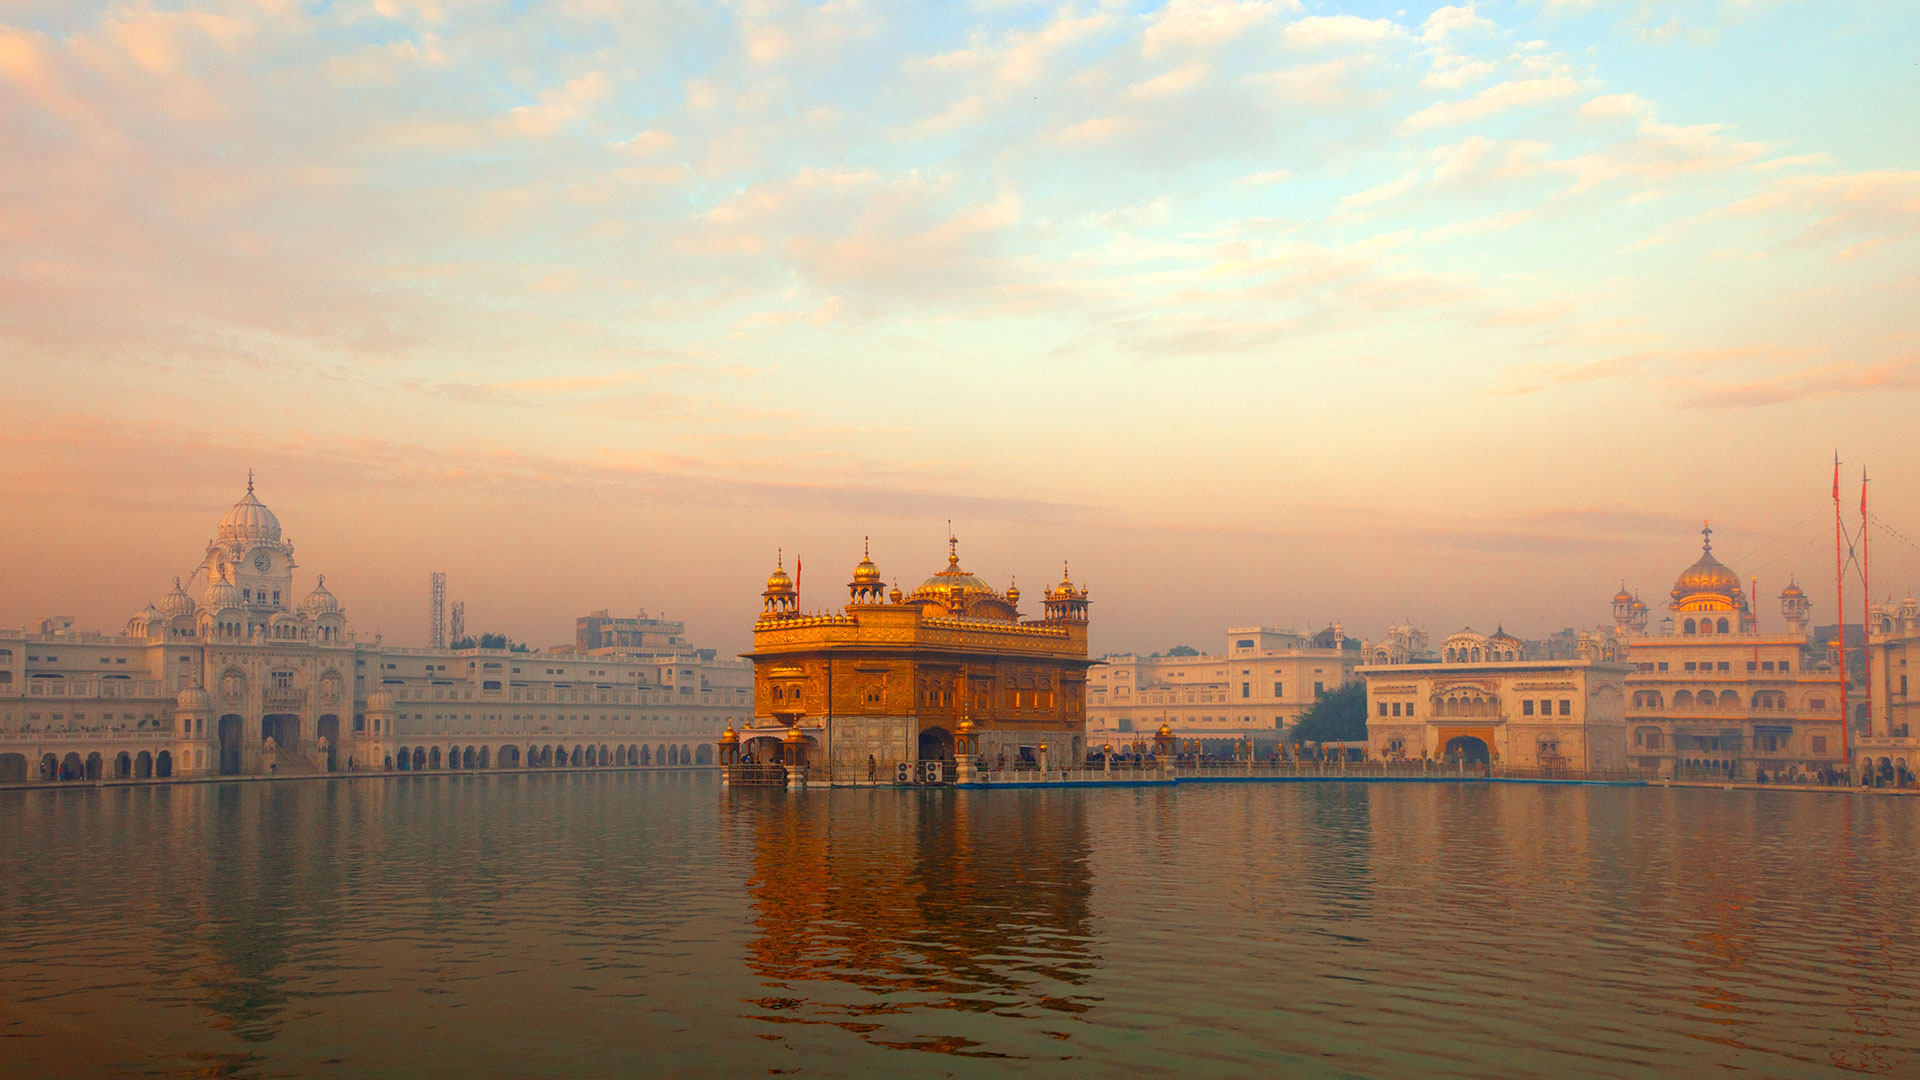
[895,761,913,784]
[923,760,943,784]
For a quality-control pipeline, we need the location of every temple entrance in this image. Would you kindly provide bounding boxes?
[1442,736,1491,765]
[262,714,300,751]
[218,715,245,774]
[317,715,340,771]
[918,726,954,762]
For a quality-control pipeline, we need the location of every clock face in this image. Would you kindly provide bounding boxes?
[253,552,272,573]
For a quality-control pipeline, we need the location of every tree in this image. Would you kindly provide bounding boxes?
[1287,681,1367,745]
[479,632,509,650]
[1165,644,1200,657]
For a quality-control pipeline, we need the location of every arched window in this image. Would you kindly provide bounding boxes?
[1684,619,1697,634]
[1673,690,1694,708]
[1717,618,1731,634]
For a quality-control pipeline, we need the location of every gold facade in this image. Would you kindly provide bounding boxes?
[741,539,1094,775]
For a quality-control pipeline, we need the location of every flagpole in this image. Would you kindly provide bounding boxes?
[1834,452,1850,772]
[1861,468,1872,746]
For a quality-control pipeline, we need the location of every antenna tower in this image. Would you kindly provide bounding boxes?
[430,572,447,649]
[450,600,466,646]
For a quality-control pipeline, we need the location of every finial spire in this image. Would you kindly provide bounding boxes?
[947,523,958,565]
[863,535,870,558]
[777,547,783,568]
[247,469,255,495]
[1701,520,1712,552]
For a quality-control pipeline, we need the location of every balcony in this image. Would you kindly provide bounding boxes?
[264,687,306,708]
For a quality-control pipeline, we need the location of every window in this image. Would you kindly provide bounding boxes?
[1273,682,1283,696]
[1378,702,1388,716]
[1684,662,1697,672]
[1559,699,1572,716]
[1748,661,1757,672]
[1779,661,1791,672]
[1812,736,1828,754]
[1241,683,1250,699]
[1658,662,1669,672]
[1718,662,1730,672]
[1313,682,1324,696]
[1523,700,1535,716]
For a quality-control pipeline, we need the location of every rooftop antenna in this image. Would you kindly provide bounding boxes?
[430,571,447,649]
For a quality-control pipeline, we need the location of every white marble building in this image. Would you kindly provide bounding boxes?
[0,481,748,783]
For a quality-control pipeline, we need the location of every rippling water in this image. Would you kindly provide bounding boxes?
[2,774,1916,1077]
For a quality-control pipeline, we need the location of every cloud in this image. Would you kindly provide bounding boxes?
[1422,4,1495,42]
[1281,15,1402,49]
[1403,76,1581,130]
[1142,0,1300,58]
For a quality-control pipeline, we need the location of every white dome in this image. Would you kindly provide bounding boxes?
[300,575,342,615]
[366,690,395,711]
[159,578,197,618]
[177,686,211,710]
[218,480,282,542]
[203,581,243,609]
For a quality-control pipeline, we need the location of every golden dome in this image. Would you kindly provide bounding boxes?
[1612,583,1635,604]
[1158,723,1173,737]
[1050,561,1077,598]
[1671,524,1741,600]
[852,537,882,585]
[913,536,993,596]
[719,722,739,744]
[1779,579,1805,599]
[783,725,808,744]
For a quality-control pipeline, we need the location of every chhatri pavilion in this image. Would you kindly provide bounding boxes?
[732,537,1094,781]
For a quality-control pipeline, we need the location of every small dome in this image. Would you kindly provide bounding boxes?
[783,725,808,744]
[1006,578,1020,605]
[765,551,794,595]
[719,722,739,744]
[300,575,342,615]
[1613,584,1635,604]
[135,602,162,623]
[1049,562,1077,599]
[1158,723,1173,737]
[851,538,883,585]
[1490,626,1520,645]
[203,581,243,609]
[218,475,282,542]
[177,686,211,709]
[366,690,395,711]
[159,578,197,618]
[1780,580,1805,599]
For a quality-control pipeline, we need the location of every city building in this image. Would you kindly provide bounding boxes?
[1360,629,1632,768]
[1862,594,1920,781]
[1609,525,1845,780]
[737,538,1093,778]
[1086,626,1360,747]
[0,480,747,784]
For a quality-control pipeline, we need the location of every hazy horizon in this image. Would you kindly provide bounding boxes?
[4,0,1916,657]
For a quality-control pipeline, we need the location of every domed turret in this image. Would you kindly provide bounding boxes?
[762,550,797,614]
[177,686,211,710]
[366,690,395,711]
[217,473,282,543]
[1041,561,1090,624]
[848,538,886,605]
[1488,626,1522,660]
[1780,576,1811,635]
[1006,578,1020,608]
[159,577,196,618]
[300,574,342,615]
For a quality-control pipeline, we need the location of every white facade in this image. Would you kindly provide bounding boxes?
[0,482,748,783]
[1086,626,1360,745]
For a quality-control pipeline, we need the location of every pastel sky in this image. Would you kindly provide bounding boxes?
[3,0,1917,657]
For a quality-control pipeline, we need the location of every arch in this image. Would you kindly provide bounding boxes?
[0,753,26,784]
[60,752,82,779]
[1719,690,1739,708]
[428,746,442,769]
[317,715,341,771]
[85,753,103,780]
[135,751,153,778]
[1683,618,1697,635]
[218,714,245,775]
[680,743,691,765]
[462,747,476,769]
[1717,618,1731,634]
[567,745,580,767]
[695,744,713,765]
[478,746,491,768]
[155,751,172,778]
[599,745,610,766]
[918,726,954,762]
[1672,689,1694,708]
[413,746,427,770]
[667,744,679,766]
[396,746,411,771]
[641,745,652,766]
[1442,736,1490,765]
[499,745,519,768]
[628,744,638,764]
[615,745,626,766]
[115,751,133,779]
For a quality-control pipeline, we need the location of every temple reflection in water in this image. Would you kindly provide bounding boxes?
[731,786,1098,1053]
